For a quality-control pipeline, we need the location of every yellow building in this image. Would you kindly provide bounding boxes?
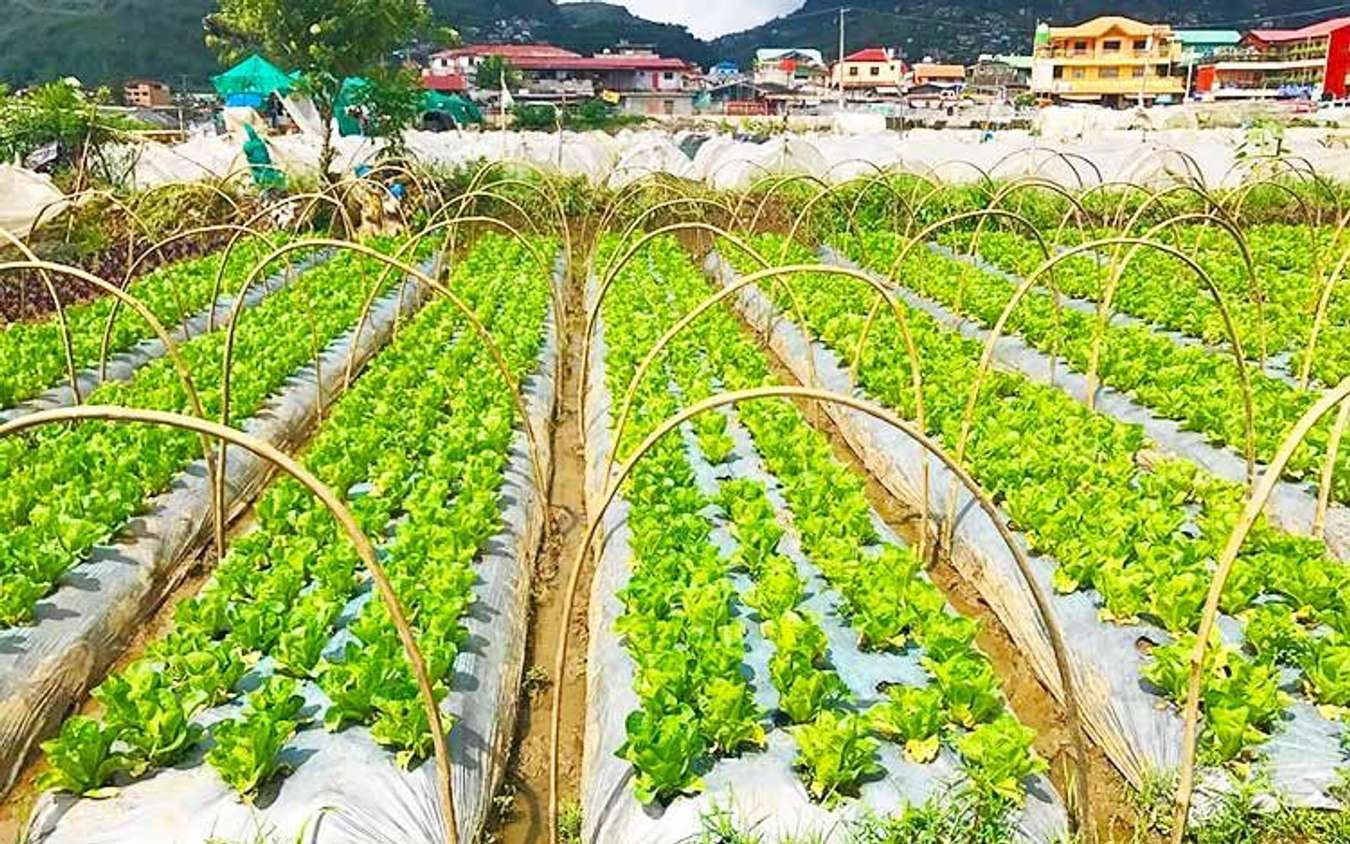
[1030,16,1184,104]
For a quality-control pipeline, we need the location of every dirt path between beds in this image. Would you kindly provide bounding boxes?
[492,263,592,844]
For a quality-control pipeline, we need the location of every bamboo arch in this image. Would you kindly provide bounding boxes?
[0,405,461,844]
[216,235,556,566]
[1171,377,1350,843]
[0,229,81,405]
[548,385,1096,844]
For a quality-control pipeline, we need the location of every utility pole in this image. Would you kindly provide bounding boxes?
[838,7,849,108]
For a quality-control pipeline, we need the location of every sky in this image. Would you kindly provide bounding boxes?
[557,0,807,39]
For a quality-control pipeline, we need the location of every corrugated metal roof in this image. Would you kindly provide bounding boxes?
[1248,17,1350,41]
[843,48,892,62]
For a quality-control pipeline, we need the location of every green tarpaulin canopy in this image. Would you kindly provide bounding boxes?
[422,91,483,126]
[212,54,294,98]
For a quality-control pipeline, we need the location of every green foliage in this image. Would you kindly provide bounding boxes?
[206,711,297,798]
[475,55,522,92]
[205,0,436,173]
[347,67,426,156]
[790,710,882,801]
[0,80,140,179]
[36,717,127,797]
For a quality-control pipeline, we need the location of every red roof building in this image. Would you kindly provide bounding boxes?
[426,42,697,98]
[1195,16,1350,98]
[421,72,467,93]
[831,47,908,94]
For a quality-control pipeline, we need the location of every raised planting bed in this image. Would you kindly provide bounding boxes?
[0,237,315,414]
[713,236,1350,815]
[833,230,1350,511]
[580,234,1065,842]
[23,233,560,844]
[0,245,437,797]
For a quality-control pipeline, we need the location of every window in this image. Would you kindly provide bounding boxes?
[870,66,880,76]
[1052,65,1064,78]
[1100,66,1119,78]
[663,99,675,115]
[849,66,859,76]
[1072,68,1085,79]
[662,71,674,80]
[1103,39,1121,51]
[1133,39,1148,50]
[1073,40,1088,53]
[1131,66,1145,77]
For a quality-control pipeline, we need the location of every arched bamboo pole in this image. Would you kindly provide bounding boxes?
[990,239,1258,490]
[98,222,278,381]
[601,196,738,281]
[1171,378,1350,843]
[215,236,554,571]
[0,404,461,844]
[548,386,1096,844]
[1303,234,1350,390]
[744,172,832,235]
[0,228,82,405]
[866,207,1061,547]
[579,222,803,443]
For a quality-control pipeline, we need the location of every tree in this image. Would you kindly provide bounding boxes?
[347,68,425,158]
[0,80,143,185]
[474,55,521,93]
[204,0,448,179]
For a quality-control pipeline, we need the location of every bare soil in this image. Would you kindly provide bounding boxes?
[490,260,592,844]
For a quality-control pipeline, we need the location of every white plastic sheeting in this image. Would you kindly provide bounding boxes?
[25,265,560,844]
[0,165,68,237]
[580,276,1067,843]
[118,123,1350,193]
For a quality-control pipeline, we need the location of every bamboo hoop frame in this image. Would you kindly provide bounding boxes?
[0,405,460,844]
[0,228,81,404]
[548,385,1096,843]
[1171,378,1350,842]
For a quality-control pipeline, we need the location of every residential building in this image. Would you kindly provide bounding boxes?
[831,47,907,95]
[423,42,698,112]
[1175,30,1242,95]
[708,60,741,82]
[967,54,1032,96]
[123,79,171,108]
[1194,18,1350,99]
[753,49,828,90]
[1030,16,1184,105]
[911,63,966,87]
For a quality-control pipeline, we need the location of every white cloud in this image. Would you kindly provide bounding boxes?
[558,0,806,39]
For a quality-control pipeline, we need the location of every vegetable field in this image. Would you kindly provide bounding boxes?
[3,161,1350,844]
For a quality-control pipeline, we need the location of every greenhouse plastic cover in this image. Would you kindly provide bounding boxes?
[119,122,1350,192]
[579,278,1067,842]
[1,259,432,797]
[709,251,1348,810]
[25,260,561,844]
[0,165,69,237]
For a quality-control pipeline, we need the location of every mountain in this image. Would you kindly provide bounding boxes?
[0,0,1318,90]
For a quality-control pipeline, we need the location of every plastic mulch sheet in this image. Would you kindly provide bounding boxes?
[708,251,1348,810]
[578,277,1067,842]
[23,262,560,844]
[0,261,430,797]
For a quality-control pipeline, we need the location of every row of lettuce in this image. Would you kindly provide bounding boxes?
[598,234,1047,824]
[37,233,553,800]
[929,224,1349,388]
[723,233,1348,774]
[0,238,431,628]
[832,227,1349,508]
[0,236,290,410]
